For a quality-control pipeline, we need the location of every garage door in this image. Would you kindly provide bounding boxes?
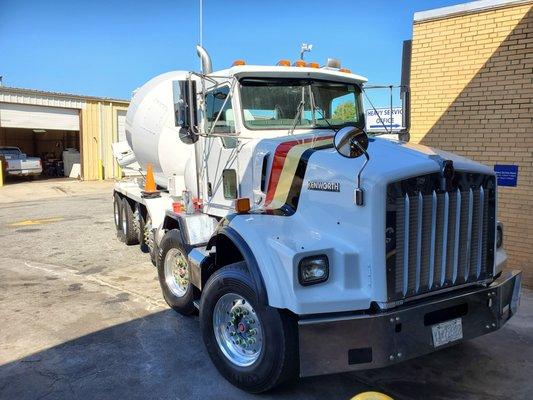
[0,103,80,131]
[117,110,127,142]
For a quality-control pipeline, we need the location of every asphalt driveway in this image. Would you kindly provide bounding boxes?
[0,182,531,399]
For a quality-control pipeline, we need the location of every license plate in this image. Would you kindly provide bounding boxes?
[431,318,463,347]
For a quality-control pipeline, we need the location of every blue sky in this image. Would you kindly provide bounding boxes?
[0,0,465,105]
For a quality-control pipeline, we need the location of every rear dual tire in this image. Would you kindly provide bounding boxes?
[113,192,139,245]
[113,193,122,233]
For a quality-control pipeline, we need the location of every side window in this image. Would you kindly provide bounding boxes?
[222,169,238,199]
[205,86,235,134]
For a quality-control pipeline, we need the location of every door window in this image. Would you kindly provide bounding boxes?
[205,86,236,134]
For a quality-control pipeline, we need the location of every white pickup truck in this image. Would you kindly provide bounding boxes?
[0,146,42,177]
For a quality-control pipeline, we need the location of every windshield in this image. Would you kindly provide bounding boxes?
[240,78,364,130]
[0,147,21,155]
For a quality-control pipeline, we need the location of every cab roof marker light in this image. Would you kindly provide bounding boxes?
[293,60,306,67]
[232,60,246,66]
[339,68,351,73]
[306,62,319,68]
[277,59,291,66]
[326,58,341,69]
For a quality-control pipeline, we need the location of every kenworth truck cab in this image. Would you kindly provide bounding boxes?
[112,46,522,393]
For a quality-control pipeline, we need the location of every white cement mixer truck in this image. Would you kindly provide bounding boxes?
[113,46,522,393]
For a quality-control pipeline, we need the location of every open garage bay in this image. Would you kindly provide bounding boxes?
[0,181,531,399]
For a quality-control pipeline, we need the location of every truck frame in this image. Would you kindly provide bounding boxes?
[113,46,522,393]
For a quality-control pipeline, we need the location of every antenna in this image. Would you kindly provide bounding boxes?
[300,43,313,60]
[199,0,203,47]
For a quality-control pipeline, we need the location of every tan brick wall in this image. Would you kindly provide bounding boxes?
[410,3,533,284]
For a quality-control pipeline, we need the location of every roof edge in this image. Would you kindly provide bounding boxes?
[414,0,532,23]
[0,86,129,104]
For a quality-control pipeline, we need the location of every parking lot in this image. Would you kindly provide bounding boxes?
[0,181,532,400]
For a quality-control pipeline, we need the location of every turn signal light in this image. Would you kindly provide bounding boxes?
[232,60,246,66]
[172,202,183,213]
[277,59,291,66]
[293,60,306,67]
[339,68,351,73]
[235,198,251,214]
[306,62,319,68]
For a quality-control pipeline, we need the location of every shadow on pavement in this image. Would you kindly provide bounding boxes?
[1,291,531,400]
[0,310,372,400]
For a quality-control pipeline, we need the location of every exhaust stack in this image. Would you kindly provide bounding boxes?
[196,45,212,74]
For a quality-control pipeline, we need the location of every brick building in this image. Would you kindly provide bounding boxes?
[409,0,532,284]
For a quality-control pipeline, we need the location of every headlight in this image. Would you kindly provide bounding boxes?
[298,255,329,286]
[496,222,503,248]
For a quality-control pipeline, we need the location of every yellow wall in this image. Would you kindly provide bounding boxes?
[80,101,128,181]
[410,3,533,283]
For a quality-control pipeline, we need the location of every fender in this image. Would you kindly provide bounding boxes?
[207,220,269,306]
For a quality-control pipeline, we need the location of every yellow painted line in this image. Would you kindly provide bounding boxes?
[10,217,64,227]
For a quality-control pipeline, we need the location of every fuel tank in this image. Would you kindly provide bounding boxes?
[125,71,196,190]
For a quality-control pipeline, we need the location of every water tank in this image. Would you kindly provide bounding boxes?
[125,71,196,190]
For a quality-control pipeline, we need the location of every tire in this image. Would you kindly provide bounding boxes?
[121,198,139,245]
[156,229,198,315]
[113,193,124,242]
[141,212,157,266]
[200,262,298,393]
[138,207,149,252]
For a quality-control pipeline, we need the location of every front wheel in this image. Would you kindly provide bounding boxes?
[200,262,298,393]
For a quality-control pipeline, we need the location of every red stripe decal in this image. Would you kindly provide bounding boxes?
[264,136,332,206]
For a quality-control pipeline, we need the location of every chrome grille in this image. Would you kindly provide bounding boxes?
[385,172,495,301]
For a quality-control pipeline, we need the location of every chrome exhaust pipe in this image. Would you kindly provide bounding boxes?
[196,45,212,75]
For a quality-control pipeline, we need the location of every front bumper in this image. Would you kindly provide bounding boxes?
[298,270,522,377]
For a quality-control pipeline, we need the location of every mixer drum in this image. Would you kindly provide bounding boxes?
[125,71,196,189]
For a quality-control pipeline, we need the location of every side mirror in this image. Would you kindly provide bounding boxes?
[334,126,370,206]
[333,126,369,158]
[173,79,198,144]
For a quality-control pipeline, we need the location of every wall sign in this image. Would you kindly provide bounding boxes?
[365,107,404,132]
[494,164,518,187]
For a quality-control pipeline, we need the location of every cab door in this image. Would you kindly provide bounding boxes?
[202,85,240,217]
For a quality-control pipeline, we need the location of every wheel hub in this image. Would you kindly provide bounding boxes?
[213,294,263,367]
[163,248,189,297]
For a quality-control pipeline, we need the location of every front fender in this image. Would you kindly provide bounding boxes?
[207,224,269,306]
[217,213,372,315]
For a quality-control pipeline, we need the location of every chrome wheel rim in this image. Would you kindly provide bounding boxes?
[114,200,119,227]
[213,293,263,367]
[121,204,127,233]
[164,248,189,297]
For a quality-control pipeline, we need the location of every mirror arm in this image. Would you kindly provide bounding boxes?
[353,141,370,206]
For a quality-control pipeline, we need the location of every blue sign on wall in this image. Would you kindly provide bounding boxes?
[494,164,518,187]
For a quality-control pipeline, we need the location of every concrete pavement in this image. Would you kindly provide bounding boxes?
[0,183,531,399]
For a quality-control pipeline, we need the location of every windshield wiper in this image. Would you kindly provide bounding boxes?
[288,99,305,136]
[309,87,341,133]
